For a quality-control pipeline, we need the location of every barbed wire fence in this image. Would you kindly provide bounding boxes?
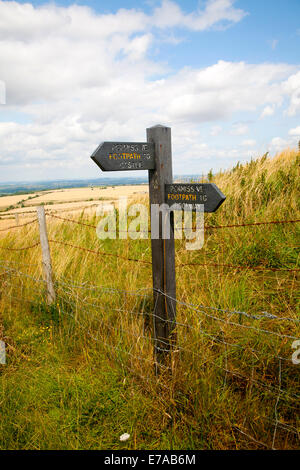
[0,207,299,449]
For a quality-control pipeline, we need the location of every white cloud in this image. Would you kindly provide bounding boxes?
[230,123,249,135]
[282,71,300,116]
[152,0,248,31]
[241,139,256,146]
[0,1,299,179]
[210,125,222,136]
[270,137,288,152]
[288,126,300,136]
[261,105,275,118]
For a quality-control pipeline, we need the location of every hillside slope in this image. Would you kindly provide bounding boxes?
[0,149,299,450]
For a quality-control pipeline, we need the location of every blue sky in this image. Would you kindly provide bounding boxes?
[0,0,299,181]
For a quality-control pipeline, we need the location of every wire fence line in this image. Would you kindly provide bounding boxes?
[0,242,40,251]
[1,273,299,449]
[2,237,298,274]
[2,270,299,396]
[1,263,299,366]
[0,211,299,237]
[0,210,299,449]
[45,212,300,230]
[49,238,300,272]
[54,286,293,365]
[1,236,299,275]
[0,219,38,232]
[1,262,299,379]
[0,213,299,274]
[1,261,299,326]
[1,270,299,449]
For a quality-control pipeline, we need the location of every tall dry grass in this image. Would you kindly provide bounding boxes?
[0,148,299,450]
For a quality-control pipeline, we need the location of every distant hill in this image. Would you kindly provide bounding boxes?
[0,177,148,196]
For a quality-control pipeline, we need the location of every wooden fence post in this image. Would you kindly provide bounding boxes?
[36,206,56,305]
[147,125,176,370]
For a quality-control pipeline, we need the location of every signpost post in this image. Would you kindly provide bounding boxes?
[90,126,226,371]
[147,125,176,370]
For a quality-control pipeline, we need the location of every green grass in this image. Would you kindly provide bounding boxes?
[0,148,299,450]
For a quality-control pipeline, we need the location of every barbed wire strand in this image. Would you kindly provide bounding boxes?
[1,261,298,326]
[4,280,299,403]
[2,283,299,414]
[0,242,40,251]
[2,273,298,380]
[60,291,296,363]
[47,238,300,273]
[0,219,37,232]
[177,261,300,272]
[48,239,152,265]
[46,212,300,231]
[154,289,300,341]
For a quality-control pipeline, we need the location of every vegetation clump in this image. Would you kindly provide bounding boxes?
[0,148,299,450]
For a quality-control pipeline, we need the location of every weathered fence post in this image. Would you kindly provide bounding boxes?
[36,206,56,305]
[15,213,19,225]
[147,125,176,370]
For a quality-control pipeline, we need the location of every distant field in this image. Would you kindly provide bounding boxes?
[0,149,299,450]
[0,184,148,223]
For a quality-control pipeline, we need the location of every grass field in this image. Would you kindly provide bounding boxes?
[0,149,299,450]
[0,184,148,221]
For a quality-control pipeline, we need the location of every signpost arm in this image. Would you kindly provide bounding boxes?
[147,125,176,370]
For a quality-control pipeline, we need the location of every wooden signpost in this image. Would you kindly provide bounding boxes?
[90,125,226,369]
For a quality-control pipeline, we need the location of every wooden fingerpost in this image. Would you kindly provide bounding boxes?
[147,125,176,372]
[37,206,56,305]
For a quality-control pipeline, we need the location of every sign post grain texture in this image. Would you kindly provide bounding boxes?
[147,125,176,370]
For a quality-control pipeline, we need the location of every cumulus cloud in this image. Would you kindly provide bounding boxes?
[288,126,300,136]
[152,0,247,31]
[270,137,288,152]
[261,105,275,118]
[0,0,299,179]
[230,123,249,135]
[241,139,256,146]
[283,71,300,116]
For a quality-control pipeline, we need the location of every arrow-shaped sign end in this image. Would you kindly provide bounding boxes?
[210,183,226,211]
